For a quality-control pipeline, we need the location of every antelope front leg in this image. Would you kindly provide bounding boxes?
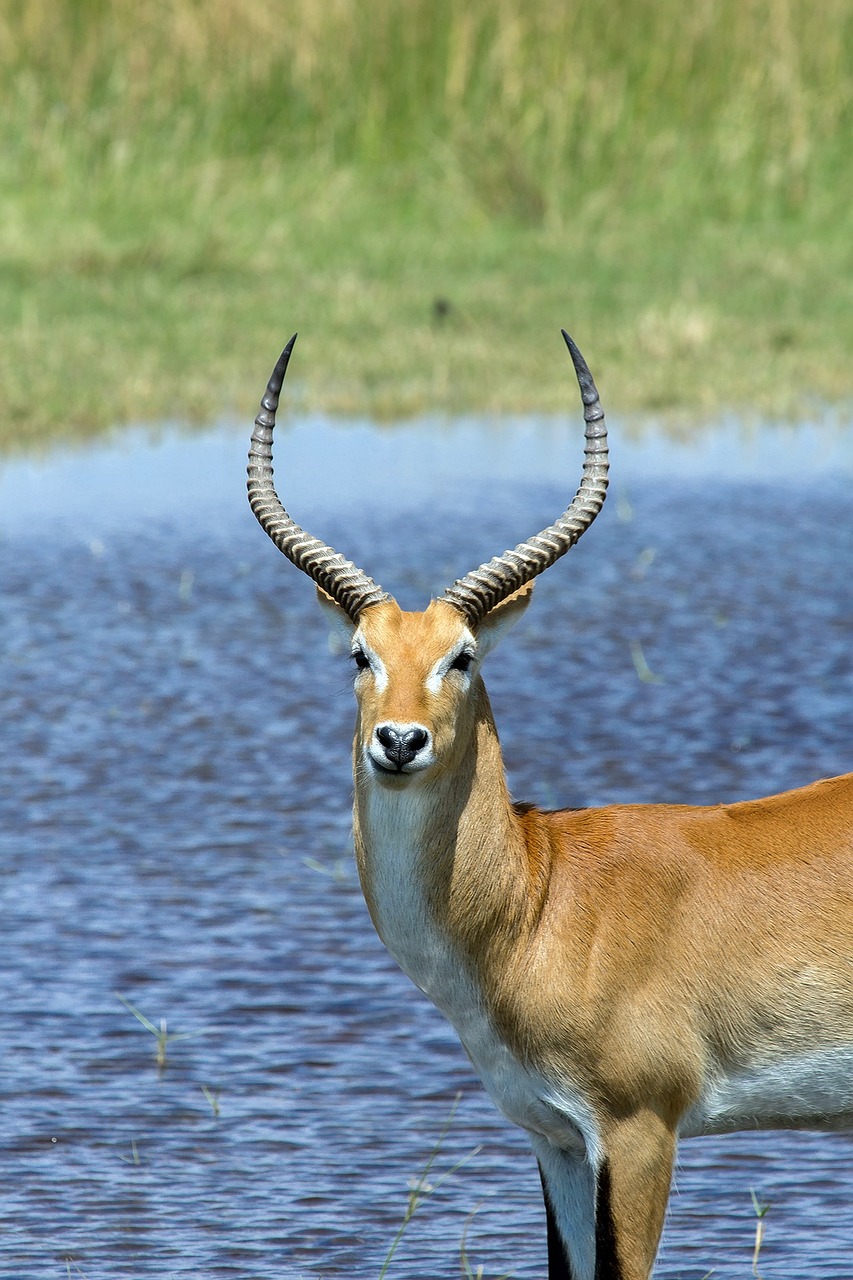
[596,1110,676,1280]
[534,1139,597,1279]
[533,1110,676,1280]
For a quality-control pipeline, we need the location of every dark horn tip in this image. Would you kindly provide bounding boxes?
[257,333,299,422]
[561,329,601,410]
[271,333,299,379]
[561,328,588,378]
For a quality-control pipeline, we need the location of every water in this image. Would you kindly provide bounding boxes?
[1,412,852,1279]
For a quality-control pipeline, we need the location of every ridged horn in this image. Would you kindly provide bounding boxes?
[247,335,391,621]
[442,331,609,628]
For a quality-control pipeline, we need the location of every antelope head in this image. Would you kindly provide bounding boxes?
[247,333,608,787]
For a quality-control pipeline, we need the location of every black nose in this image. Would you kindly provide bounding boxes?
[376,725,429,768]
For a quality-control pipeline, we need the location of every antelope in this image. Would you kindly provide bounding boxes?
[247,332,853,1280]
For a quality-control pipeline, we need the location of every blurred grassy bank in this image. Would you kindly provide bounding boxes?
[1,0,852,449]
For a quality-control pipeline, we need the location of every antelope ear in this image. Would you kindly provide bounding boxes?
[475,582,534,659]
[316,587,356,652]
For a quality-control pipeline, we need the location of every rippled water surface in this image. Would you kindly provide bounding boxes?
[2,412,852,1279]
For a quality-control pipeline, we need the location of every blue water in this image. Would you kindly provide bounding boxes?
[1,411,852,1278]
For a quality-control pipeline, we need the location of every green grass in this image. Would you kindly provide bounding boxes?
[115,992,212,1071]
[1,0,851,450]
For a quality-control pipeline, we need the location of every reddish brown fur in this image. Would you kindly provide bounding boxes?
[493,779,853,1097]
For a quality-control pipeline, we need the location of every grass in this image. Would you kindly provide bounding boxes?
[751,1189,772,1278]
[377,1094,516,1280]
[378,1094,483,1279]
[115,992,212,1071]
[1,1,852,450]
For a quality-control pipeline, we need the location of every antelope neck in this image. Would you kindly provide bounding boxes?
[352,686,537,995]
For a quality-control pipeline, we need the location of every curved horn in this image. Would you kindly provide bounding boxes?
[247,335,391,621]
[442,331,608,627]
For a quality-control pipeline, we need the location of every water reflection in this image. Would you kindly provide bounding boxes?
[1,415,851,1277]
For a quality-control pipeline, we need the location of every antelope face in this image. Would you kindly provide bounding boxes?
[319,590,535,786]
[324,597,477,784]
[352,600,471,782]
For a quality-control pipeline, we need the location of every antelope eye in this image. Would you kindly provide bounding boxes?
[450,651,473,673]
[351,649,371,671]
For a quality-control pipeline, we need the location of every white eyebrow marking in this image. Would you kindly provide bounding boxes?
[425,630,477,695]
[352,636,388,692]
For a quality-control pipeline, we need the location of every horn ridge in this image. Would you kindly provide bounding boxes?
[247,335,390,621]
[442,331,609,628]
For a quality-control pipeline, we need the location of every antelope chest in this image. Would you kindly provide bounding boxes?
[357,786,597,1157]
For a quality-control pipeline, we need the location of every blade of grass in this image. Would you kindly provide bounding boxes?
[378,1093,482,1279]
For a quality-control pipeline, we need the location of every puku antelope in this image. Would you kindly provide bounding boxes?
[247,333,853,1280]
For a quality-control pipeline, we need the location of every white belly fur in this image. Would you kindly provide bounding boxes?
[681,1044,853,1137]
